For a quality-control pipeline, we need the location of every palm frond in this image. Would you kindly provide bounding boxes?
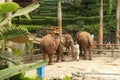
[0,50,20,65]
[0,61,48,80]
[0,1,40,27]
[0,2,20,15]
[0,27,30,40]
[12,1,40,18]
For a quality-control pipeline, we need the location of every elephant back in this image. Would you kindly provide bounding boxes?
[40,34,57,53]
[77,32,93,46]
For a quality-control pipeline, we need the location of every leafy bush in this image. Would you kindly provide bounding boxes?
[12,15,115,27]
[16,25,44,33]
[64,76,71,80]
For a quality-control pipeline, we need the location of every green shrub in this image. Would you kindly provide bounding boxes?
[64,76,71,80]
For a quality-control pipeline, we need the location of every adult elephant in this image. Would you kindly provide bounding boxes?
[40,33,64,65]
[76,31,93,60]
[61,34,75,60]
[40,33,75,65]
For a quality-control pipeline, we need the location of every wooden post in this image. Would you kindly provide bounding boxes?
[111,46,114,57]
[98,0,103,52]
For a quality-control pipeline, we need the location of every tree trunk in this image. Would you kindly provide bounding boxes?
[116,0,120,48]
[57,0,62,37]
[98,0,103,50]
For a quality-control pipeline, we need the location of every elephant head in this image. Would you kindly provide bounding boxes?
[61,34,75,60]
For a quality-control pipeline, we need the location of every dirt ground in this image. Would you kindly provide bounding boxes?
[25,52,120,79]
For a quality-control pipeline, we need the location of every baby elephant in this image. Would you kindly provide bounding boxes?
[76,31,93,60]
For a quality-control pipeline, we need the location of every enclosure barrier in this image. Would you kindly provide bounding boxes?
[93,43,120,57]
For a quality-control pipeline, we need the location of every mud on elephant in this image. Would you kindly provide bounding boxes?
[76,31,93,60]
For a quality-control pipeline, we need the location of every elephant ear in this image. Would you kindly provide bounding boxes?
[60,36,65,44]
[76,32,80,40]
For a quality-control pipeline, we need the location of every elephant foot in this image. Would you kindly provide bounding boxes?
[83,57,87,60]
[48,62,54,65]
[56,60,61,63]
[61,59,65,62]
[89,58,92,60]
[76,59,79,61]
[79,53,83,57]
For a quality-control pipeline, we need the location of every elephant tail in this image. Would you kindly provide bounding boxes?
[88,36,93,46]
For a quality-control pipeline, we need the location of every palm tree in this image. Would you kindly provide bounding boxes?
[98,0,103,50]
[58,0,62,37]
[58,0,82,37]
[116,0,120,48]
[0,1,40,67]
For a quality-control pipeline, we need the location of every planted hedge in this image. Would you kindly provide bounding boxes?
[12,15,115,26]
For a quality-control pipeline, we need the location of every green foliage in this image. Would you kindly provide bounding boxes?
[0,61,48,80]
[0,27,29,40]
[17,25,44,33]
[0,1,40,27]
[0,2,20,15]
[12,2,40,18]
[81,24,99,35]
[63,76,71,80]
[9,73,24,80]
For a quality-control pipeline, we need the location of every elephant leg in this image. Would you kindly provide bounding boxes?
[56,43,65,62]
[48,53,54,65]
[83,48,87,60]
[56,51,65,62]
[42,52,46,60]
[56,52,61,62]
[79,46,83,57]
[88,47,92,60]
[61,53,65,61]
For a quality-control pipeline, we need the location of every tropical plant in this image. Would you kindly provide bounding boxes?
[0,60,47,80]
[0,1,41,80]
[0,0,40,69]
[0,1,39,27]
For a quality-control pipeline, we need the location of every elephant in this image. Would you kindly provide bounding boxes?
[40,33,75,65]
[76,31,93,60]
[60,34,75,60]
[40,33,64,65]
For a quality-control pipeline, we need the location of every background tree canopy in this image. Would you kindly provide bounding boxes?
[12,0,117,43]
